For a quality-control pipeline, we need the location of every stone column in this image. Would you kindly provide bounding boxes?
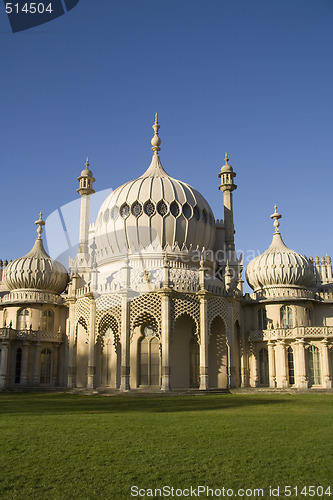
[120,294,130,391]
[198,291,209,390]
[275,340,288,388]
[249,343,259,387]
[0,342,9,388]
[87,300,96,389]
[32,342,42,386]
[161,291,171,391]
[320,339,332,389]
[295,338,308,389]
[20,342,29,387]
[267,341,276,388]
[67,303,76,388]
[52,344,60,387]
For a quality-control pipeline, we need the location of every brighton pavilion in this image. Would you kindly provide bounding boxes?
[0,116,332,391]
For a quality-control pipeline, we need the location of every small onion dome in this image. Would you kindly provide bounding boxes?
[4,213,69,294]
[246,206,314,292]
[80,157,93,177]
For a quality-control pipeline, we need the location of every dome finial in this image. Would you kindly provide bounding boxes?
[85,157,89,167]
[224,152,229,164]
[270,204,282,234]
[35,212,45,239]
[151,112,161,155]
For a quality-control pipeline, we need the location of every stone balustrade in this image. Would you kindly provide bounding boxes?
[0,327,63,342]
[248,326,333,341]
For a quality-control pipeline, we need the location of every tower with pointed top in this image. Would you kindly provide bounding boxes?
[77,158,95,258]
[218,153,237,252]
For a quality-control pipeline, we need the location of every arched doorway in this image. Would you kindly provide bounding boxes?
[209,316,228,389]
[40,349,52,385]
[307,345,322,387]
[287,347,295,386]
[170,314,198,389]
[96,315,120,388]
[259,347,269,386]
[138,330,160,387]
[15,347,22,384]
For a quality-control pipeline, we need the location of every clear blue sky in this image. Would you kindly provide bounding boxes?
[1,0,333,290]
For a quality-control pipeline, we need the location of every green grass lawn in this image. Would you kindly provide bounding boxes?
[0,393,332,500]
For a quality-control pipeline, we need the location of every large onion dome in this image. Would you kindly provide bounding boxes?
[95,115,215,260]
[4,213,69,294]
[246,206,314,292]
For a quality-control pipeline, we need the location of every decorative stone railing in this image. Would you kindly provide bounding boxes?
[1,290,65,305]
[0,327,63,342]
[248,326,333,341]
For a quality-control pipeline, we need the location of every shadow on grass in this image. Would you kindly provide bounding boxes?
[0,392,307,416]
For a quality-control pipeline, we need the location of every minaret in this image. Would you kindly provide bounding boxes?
[77,158,95,257]
[218,153,237,252]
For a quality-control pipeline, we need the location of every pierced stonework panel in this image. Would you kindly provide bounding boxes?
[157,200,168,216]
[144,200,156,217]
[75,297,91,331]
[130,292,161,337]
[132,312,159,339]
[171,294,200,339]
[132,201,143,217]
[170,200,180,217]
[104,208,110,223]
[120,203,130,219]
[207,296,229,338]
[110,206,119,220]
[182,202,192,219]
[95,295,122,328]
[98,313,120,348]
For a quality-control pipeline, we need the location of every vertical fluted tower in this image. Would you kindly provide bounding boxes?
[218,153,237,251]
[77,158,95,256]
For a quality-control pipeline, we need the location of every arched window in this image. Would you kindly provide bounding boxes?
[259,348,269,386]
[15,348,22,384]
[307,345,321,386]
[258,307,268,330]
[190,337,200,388]
[287,347,295,385]
[40,349,52,384]
[305,307,312,326]
[42,309,54,333]
[280,305,293,328]
[139,325,160,387]
[3,309,8,327]
[17,309,29,330]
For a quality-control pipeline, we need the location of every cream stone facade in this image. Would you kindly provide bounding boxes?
[0,116,332,391]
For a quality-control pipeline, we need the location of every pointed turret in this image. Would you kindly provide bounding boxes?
[218,153,237,251]
[77,157,95,256]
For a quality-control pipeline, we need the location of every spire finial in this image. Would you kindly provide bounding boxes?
[270,204,282,234]
[224,152,229,164]
[85,157,89,168]
[151,112,161,154]
[35,212,45,239]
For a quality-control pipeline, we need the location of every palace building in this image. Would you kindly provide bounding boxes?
[0,116,332,391]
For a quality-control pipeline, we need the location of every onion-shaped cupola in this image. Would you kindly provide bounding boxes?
[246,206,314,292]
[77,157,95,196]
[4,213,69,294]
[95,114,216,259]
